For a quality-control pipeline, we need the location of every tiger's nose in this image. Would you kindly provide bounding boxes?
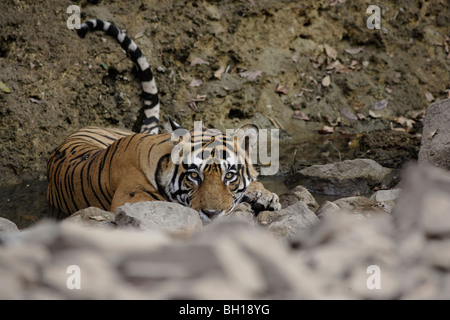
[201,209,222,219]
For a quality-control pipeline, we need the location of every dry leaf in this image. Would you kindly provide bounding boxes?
[318,125,334,134]
[395,116,415,129]
[275,84,288,95]
[0,81,11,93]
[292,55,299,63]
[340,108,358,120]
[324,44,337,60]
[321,75,331,87]
[292,110,310,121]
[30,97,46,104]
[190,57,209,67]
[386,87,392,94]
[369,110,381,118]
[326,60,346,73]
[322,114,338,126]
[373,99,389,110]
[239,70,262,81]
[356,113,367,120]
[429,129,438,140]
[349,60,359,69]
[345,47,363,55]
[214,66,225,80]
[188,78,203,87]
[425,91,435,102]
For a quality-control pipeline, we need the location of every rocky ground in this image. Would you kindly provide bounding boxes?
[0,0,449,300]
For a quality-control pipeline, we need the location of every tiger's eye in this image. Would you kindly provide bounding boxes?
[189,172,199,179]
[225,172,236,180]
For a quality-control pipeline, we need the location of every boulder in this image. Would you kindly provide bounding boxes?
[286,159,396,196]
[418,98,450,171]
[370,189,401,214]
[279,185,319,212]
[65,207,115,229]
[0,217,19,234]
[393,163,450,238]
[257,201,319,240]
[315,201,341,219]
[333,196,389,217]
[115,201,202,234]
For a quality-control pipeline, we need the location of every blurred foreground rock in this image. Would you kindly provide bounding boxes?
[1,164,450,299]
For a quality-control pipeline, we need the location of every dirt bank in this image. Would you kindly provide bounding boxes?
[0,0,448,186]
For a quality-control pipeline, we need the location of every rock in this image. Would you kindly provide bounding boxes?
[257,201,319,240]
[370,189,401,214]
[65,207,115,228]
[115,201,202,234]
[393,163,450,238]
[286,159,396,196]
[370,189,401,202]
[0,217,19,234]
[315,201,341,219]
[333,196,389,217]
[418,98,450,171]
[229,202,256,223]
[279,185,319,212]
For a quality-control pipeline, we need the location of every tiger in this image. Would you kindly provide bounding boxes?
[47,19,280,224]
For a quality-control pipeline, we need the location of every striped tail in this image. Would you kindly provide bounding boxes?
[76,19,160,134]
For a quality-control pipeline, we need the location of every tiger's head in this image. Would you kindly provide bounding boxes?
[157,119,259,224]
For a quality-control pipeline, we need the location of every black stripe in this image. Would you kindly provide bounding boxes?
[86,153,108,210]
[106,24,119,39]
[142,92,158,104]
[139,68,154,82]
[95,19,104,31]
[79,161,91,208]
[142,116,158,125]
[144,189,163,200]
[120,36,131,51]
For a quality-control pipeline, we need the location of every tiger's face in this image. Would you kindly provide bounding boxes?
[160,121,258,224]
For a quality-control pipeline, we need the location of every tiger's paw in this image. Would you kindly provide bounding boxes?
[243,181,281,213]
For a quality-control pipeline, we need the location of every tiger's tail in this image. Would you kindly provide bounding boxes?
[76,19,160,134]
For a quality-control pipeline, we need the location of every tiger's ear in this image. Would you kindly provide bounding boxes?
[233,124,259,155]
[167,117,190,144]
[168,117,183,132]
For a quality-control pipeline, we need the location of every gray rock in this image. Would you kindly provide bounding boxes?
[393,163,450,238]
[418,98,450,171]
[333,196,389,217]
[257,201,319,239]
[370,189,401,214]
[0,217,19,234]
[279,185,319,212]
[115,201,202,234]
[287,159,396,196]
[229,202,256,223]
[65,207,115,228]
[315,201,341,219]
[370,189,401,202]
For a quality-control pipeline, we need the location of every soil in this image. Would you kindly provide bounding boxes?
[0,0,449,225]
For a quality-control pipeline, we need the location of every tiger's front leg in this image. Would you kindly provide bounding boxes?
[242,181,281,213]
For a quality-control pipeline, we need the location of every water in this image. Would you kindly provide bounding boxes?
[0,180,64,229]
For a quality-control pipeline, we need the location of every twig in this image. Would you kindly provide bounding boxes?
[329,140,342,162]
